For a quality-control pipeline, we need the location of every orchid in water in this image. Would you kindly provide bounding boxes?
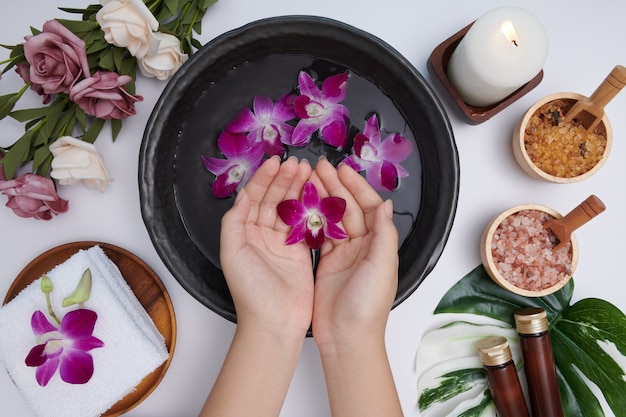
[201,130,265,198]
[292,71,350,148]
[343,114,413,192]
[25,269,104,386]
[227,94,296,156]
[277,181,347,250]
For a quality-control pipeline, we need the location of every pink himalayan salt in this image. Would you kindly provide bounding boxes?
[491,209,572,292]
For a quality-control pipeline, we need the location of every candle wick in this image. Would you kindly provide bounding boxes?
[512,40,518,47]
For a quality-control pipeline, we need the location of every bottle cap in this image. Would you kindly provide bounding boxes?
[514,307,549,334]
[477,336,512,366]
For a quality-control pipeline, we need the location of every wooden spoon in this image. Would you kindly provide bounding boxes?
[564,65,626,130]
[543,195,606,251]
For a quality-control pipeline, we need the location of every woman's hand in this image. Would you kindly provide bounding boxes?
[220,155,314,338]
[309,158,403,417]
[311,157,399,348]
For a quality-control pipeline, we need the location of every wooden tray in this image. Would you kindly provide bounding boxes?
[427,22,544,124]
[3,241,177,417]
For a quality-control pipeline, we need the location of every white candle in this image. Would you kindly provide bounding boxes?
[447,7,548,107]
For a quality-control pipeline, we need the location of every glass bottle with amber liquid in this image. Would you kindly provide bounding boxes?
[515,307,564,417]
[477,336,530,417]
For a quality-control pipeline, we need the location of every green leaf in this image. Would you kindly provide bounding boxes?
[417,265,626,417]
[110,118,123,141]
[0,84,29,120]
[10,107,52,122]
[434,265,573,326]
[164,0,181,15]
[1,130,35,179]
[32,145,52,174]
[56,19,100,35]
[39,98,66,141]
[81,118,105,144]
[98,48,116,72]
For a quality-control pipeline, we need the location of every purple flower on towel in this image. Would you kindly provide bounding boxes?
[25,309,104,386]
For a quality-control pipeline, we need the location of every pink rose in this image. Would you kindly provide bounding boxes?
[0,171,69,220]
[23,19,90,96]
[70,71,143,120]
[15,63,51,104]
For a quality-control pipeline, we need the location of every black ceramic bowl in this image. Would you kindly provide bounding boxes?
[139,16,459,327]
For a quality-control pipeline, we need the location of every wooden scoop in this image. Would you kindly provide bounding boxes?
[563,65,626,130]
[544,195,606,251]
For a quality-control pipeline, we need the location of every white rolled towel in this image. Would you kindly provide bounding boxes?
[0,245,170,417]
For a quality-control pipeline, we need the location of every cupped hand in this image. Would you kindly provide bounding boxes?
[220,156,315,338]
[310,158,399,348]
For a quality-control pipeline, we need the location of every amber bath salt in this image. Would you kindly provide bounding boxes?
[524,99,607,178]
[512,93,612,184]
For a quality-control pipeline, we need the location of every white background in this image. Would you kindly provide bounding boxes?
[1,0,625,416]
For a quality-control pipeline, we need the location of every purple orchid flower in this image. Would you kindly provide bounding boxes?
[202,130,265,198]
[343,114,413,192]
[291,71,350,149]
[25,309,104,386]
[277,181,348,250]
[227,94,296,156]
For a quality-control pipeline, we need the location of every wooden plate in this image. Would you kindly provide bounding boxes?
[3,241,176,417]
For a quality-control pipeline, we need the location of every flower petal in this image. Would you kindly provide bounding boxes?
[319,196,347,223]
[297,71,321,100]
[212,170,240,198]
[364,162,386,191]
[272,93,297,121]
[217,130,248,158]
[380,160,399,191]
[25,344,48,367]
[285,222,307,245]
[72,335,105,351]
[302,182,320,210]
[35,356,60,386]
[320,118,348,148]
[201,155,232,176]
[277,199,307,226]
[31,310,57,336]
[59,309,97,340]
[321,72,349,102]
[325,221,348,240]
[227,108,260,133]
[305,228,325,250]
[363,114,382,144]
[379,133,413,162]
[293,95,312,120]
[290,120,317,146]
[252,95,274,121]
[60,349,94,384]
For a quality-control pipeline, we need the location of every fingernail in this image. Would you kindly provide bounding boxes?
[384,199,394,219]
[318,154,327,161]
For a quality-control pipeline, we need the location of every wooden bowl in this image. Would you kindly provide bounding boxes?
[480,204,579,297]
[512,92,612,183]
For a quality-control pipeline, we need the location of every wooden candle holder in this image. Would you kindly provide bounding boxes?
[427,22,544,124]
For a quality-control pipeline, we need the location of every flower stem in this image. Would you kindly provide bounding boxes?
[45,293,61,325]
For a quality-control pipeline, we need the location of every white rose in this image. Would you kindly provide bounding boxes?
[137,32,188,80]
[50,136,112,192]
[96,0,160,59]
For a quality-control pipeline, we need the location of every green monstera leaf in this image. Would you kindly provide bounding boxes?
[416,265,626,417]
